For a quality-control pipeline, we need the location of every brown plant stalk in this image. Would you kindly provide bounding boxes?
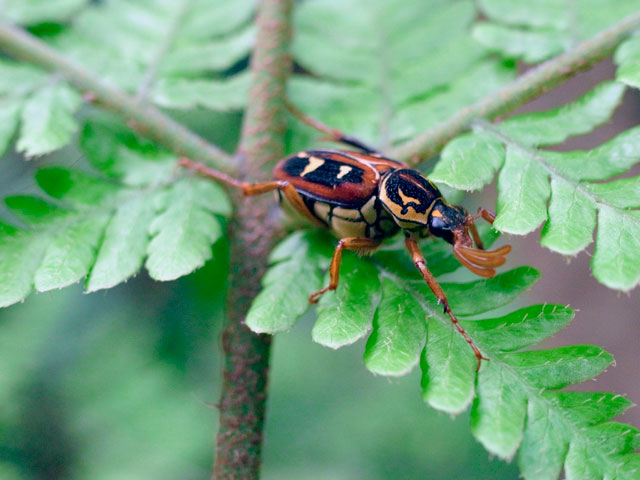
[213,0,294,479]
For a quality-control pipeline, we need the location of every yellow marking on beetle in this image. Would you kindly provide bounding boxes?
[300,156,325,177]
[333,206,361,221]
[337,165,352,179]
[296,152,307,158]
[398,188,422,207]
[360,196,378,224]
[431,210,443,217]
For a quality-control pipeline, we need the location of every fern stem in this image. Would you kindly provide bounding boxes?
[213,0,294,479]
[0,21,233,171]
[390,11,640,164]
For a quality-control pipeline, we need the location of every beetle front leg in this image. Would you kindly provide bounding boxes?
[477,207,496,224]
[309,237,381,304]
[467,207,498,250]
[405,235,488,371]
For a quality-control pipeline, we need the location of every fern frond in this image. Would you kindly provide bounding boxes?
[55,0,254,106]
[0,0,87,26]
[616,33,640,90]
[0,114,231,307]
[287,0,516,152]
[0,0,253,159]
[429,78,640,290]
[473,0,640,63]
[247,231,640,480]
[0,60,82,157]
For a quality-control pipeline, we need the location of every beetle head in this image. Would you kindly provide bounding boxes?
[428,201,511,278]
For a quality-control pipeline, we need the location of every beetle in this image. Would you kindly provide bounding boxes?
[178,125,510,370]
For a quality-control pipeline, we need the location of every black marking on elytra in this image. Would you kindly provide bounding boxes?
[282,154,365,187]
[384,169,441,215]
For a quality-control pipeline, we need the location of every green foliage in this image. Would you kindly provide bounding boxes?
[250,232,640,479]
[616,34,640,90]
[0,0,253,158]
[0,0,85,25]
[0,114,231,307]
[287,0,516,151]
[473,0,640,63]
[0,60,82,157]
[53,0,254,104]
[431,80,640,291]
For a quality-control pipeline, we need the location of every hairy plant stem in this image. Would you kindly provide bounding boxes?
[0,21,233,171]
[213,0,293,479]
[390,11,640,164]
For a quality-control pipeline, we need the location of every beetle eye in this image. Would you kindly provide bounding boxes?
[428,203,467,244]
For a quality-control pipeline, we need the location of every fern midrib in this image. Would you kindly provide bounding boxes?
[135,0,194,102]
[379,266,625,472]
[374,16,392,151]
[475,119,640,230]
[565,0,580,50]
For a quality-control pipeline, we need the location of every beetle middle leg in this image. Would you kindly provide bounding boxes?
[405,235,488,371]
[285,100,380,154]
[309,237,381,304]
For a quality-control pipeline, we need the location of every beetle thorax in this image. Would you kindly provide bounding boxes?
[378,169,442,231]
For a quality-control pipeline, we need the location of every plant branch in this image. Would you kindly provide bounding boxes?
[0,21,233,171]
[389,11,640,164]
[213,0,294,479]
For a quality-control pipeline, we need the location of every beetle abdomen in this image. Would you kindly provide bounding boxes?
[295,194,399,240]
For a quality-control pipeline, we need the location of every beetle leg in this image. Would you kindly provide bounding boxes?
[467,208,497,249]
[286,100,380,154]
[309,237,381,304]
[179,157,286,196]
[405,235,488,371]
[477,207,496,224]
[468,222,485,250]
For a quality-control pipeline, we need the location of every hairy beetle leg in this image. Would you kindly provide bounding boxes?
[309,237,381,304]
[178,158,251,191]
[478,208,496,223]
[405,235,488,371]
[178,158,283,196]
[285,100,380,154]
[178,158,328,228]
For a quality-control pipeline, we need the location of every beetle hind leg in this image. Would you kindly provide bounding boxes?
[309,237,381,304]
[405,235,488,371]
[286,100,380,154]
[178,158,286,196]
